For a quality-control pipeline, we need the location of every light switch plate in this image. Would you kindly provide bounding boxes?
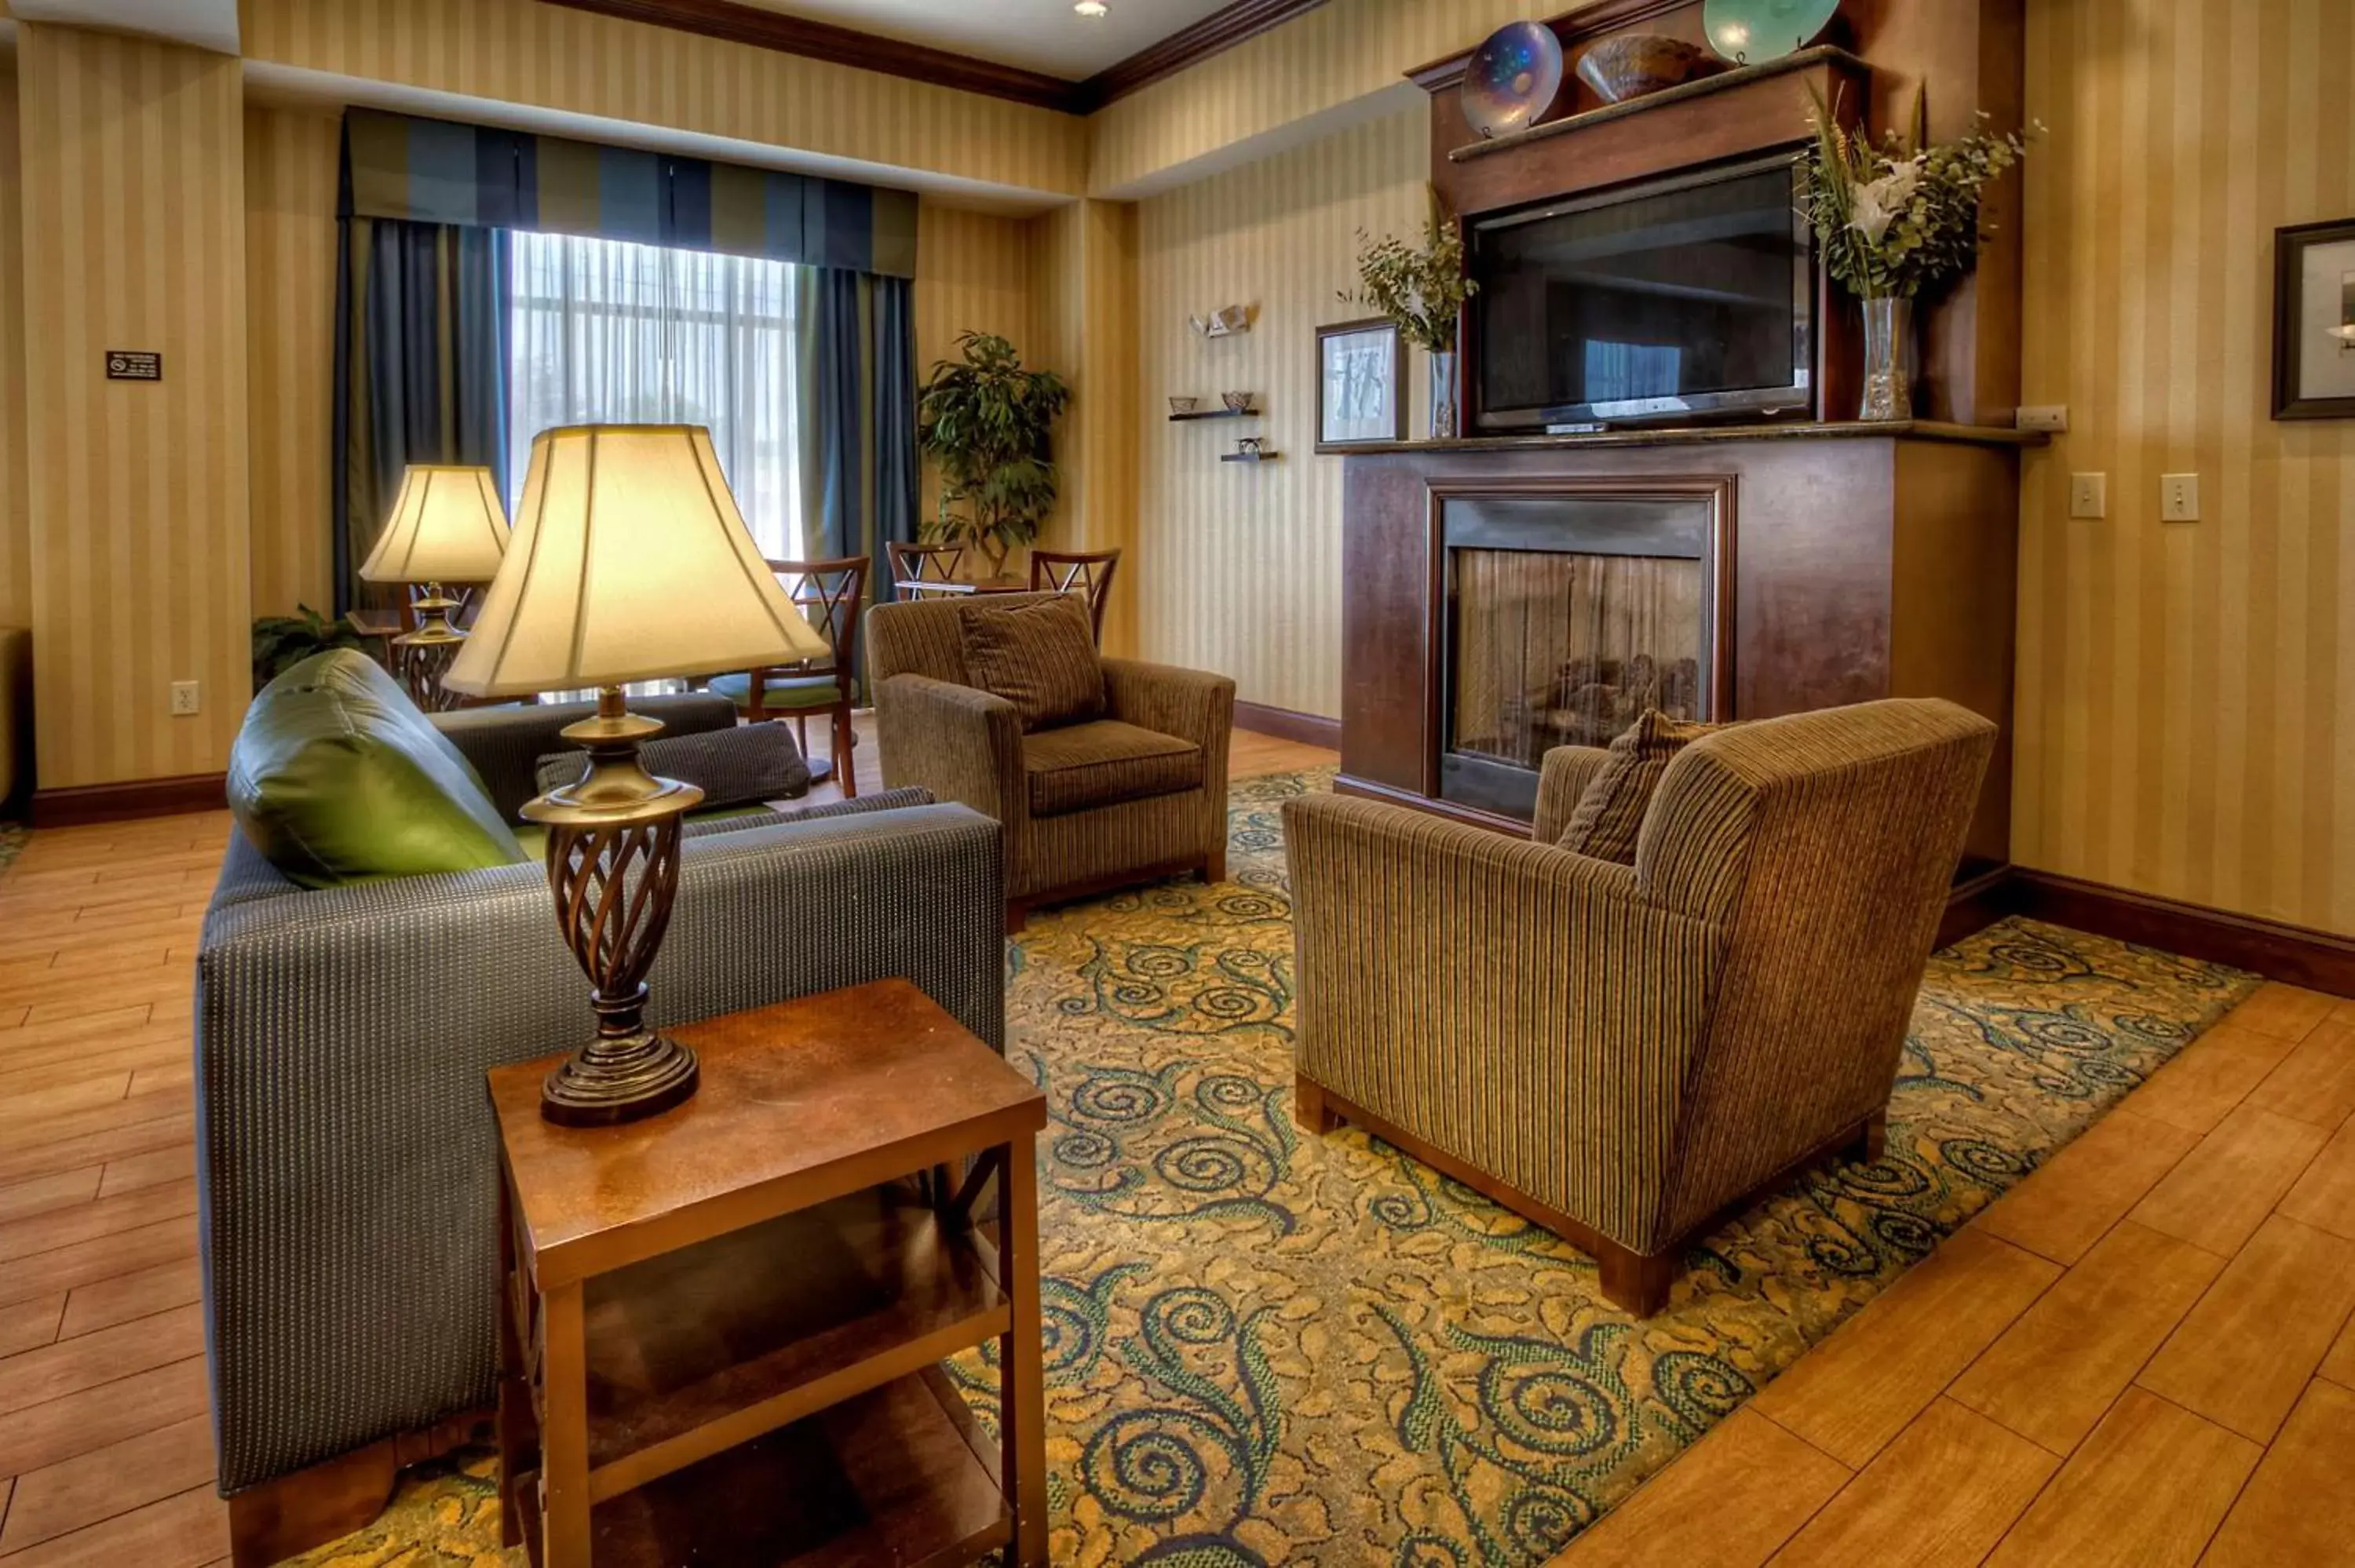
[2069,473,2108,520]
[2160,473,2200,523]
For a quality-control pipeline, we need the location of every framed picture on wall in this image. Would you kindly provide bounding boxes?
[1316,318,1406,450]
[2273,217,2355,419]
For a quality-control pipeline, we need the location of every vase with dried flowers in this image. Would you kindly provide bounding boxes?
[1803,93,2037,420]
[1344,193,1477,439]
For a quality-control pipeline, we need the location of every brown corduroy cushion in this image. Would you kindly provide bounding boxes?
[959,593,1107,732]
[1558,709,1726,864]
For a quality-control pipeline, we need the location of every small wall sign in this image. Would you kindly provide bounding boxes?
[105,351,162,381]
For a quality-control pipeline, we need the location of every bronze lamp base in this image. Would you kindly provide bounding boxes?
[392,585,470,713]
[522,686,707,1128]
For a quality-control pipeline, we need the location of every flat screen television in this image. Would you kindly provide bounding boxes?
[1468,152,1817,431]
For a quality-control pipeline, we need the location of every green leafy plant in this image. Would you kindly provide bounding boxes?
[917,331,1072,578]
[252,605,374,689]
[1342,191,1477,353]
[1804,90,2037,300]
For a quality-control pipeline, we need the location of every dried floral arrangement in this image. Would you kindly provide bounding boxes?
[1804,92,2038,300]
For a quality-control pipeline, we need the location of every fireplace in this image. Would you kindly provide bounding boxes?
[1437,484,1732,820]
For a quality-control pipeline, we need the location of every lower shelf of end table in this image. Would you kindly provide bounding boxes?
[516,1369,1007,1568]
[566,1181,1007,1495]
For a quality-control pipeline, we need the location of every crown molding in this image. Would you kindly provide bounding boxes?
[539,0,1082,111]
[539,0,1331,118]
[1073,0,1328,111]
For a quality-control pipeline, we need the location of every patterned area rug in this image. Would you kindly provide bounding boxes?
[289,768,2257,1567]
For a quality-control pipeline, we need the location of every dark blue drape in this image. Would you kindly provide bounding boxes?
[331,211,511,617]
[811,270,918,607]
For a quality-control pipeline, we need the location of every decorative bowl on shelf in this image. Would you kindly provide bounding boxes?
[1169,396,1200,414]
[1462,20,1565,140]
[1221,392,1254,412]
[1701,0,1840,65]
[1575,33,1723,104]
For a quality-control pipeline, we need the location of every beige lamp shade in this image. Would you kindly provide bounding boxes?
[357,465,510,585]
[444,425,830,698]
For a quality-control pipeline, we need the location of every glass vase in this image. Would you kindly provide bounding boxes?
[1858,296,1914,421]
[1429,349,1460,440]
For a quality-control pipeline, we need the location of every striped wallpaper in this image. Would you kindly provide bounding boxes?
[2014,0,2355,935]
[1090,0,1562,195]
[1128,107,1428,718]
[912,200,1046,551]
[245,105,341,620]
[239,0,1086,201]
[18,24,252,789]
[1029,199,1141,652]
[0,69,29,631]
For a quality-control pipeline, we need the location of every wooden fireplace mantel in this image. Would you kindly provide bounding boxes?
[1336,423,2037,873]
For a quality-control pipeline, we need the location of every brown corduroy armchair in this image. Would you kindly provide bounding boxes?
[1284,698,1997,1315]
[867,592,1235,931]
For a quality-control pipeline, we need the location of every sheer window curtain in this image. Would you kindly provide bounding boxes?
[507,230,811,698]
[507,229,808,558]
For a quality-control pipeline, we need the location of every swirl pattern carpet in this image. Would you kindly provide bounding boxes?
[288,768,2257,1566]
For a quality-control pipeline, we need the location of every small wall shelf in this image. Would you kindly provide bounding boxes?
[1170,406,1260,421]
[1221,451,1282,463]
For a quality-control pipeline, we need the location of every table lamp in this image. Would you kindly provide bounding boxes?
[357,465,511,710]
[444,425,831,1125]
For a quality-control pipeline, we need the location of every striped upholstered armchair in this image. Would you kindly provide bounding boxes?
[1284,699,1996,1315]
[868,592,1234,930]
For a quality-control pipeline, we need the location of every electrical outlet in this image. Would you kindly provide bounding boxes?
[170,680,200,717]
[2160,473,2201,523]
[2017,405,2070,434]
[2069,473,2108,520]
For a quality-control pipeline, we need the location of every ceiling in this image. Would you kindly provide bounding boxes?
[730,0,1234,81]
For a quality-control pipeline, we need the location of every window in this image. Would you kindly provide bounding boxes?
[507,230,806,559]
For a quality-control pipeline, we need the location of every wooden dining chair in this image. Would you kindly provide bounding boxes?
[706,555,869,797]
[889,542,969,599]
[1028,547,1122,640]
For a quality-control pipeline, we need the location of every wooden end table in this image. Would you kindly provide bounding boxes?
[488,979,1049,1566]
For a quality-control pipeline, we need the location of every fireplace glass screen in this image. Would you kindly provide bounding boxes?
[1439,493,1718,819]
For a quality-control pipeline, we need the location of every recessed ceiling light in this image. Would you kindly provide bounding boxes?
[1075,1,1108,15]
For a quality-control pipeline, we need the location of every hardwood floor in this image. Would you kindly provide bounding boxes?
[9,727,2342,1567]
[0,720,1333,1565]
[1553,985,2355,1568]
[0,809,227,1568]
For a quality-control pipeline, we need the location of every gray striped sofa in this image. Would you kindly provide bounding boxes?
[867,592,1235,930]
[195,694,1006,1530]
[1285,698,1996,1315]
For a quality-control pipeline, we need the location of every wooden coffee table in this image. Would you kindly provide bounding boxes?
[488,979,1049,1566]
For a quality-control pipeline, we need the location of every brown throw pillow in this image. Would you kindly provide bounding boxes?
[960,593,1106,731]
[1558,709,1724,864]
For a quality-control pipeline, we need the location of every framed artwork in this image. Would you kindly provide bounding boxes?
[2273,217,2355,419]
[1316,318,1406,450]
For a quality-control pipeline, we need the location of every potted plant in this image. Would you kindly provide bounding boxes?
[1805,93,2036,419]
[1344,191,1477,439]
[252,604,378,689]
[917,331,1072,580]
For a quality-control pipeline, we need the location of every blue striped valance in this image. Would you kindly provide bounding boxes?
[340,109,918,280]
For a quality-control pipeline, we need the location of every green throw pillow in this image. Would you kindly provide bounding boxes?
[228,649,529,888]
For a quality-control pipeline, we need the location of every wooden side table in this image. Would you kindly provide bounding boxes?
[488,979,1049,1566]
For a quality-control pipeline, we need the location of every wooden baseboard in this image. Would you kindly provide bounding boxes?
[2012,869,2355,998]
[31,772,226,829]
[1939,863,2019,951]
[1939,863,2354,998]
[1232,701,1341,749]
